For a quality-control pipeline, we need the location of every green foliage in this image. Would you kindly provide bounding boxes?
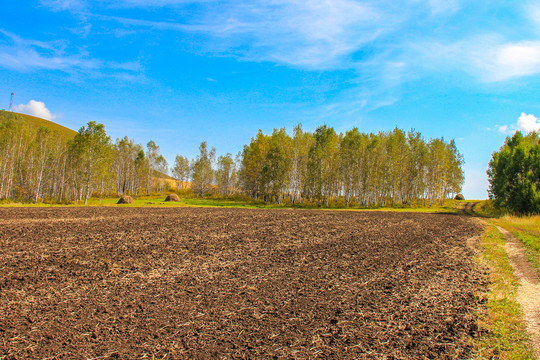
[306,125,339,206]
[240,125,464,206]
[239,130,269,198]
[488,131,540,214]
[69,121,113,204]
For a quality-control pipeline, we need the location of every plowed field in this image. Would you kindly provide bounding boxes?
[0,207,485,359]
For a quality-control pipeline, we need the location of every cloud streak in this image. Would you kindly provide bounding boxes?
[0,30,141,78]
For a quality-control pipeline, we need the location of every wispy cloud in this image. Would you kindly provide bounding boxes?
[527,3,540,31]
[427,0,461,15]
[0,30,141,79]
[96,0,392,70]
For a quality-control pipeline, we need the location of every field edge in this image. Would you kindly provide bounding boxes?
[472,224,536,359]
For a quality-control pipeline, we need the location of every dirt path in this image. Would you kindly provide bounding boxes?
[496,226,540,358]
[458,201,480,216]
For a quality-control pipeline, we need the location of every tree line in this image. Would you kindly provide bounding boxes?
[0,111,464,206]
[488,131,540,214]
[175,125,464,207]
[237,125,463,206]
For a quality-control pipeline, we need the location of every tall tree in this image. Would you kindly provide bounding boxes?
[216,153,236,196]
[262,128,291,203]
[239,130,269,199]
[191,141,215,196]
[306,125,339,206]
[288,124,313,204]
[68,121,112,204]
[172,155,191,190]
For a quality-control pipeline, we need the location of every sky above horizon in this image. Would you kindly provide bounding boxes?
[3,1,540,200]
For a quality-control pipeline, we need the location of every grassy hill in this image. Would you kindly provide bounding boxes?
[0,110,77,138]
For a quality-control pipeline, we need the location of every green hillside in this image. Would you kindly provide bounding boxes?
[0,110,77,138]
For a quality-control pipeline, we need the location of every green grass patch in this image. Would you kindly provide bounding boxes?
[1,193,465,213]
[67,196,464,212]
[474,226,535,359]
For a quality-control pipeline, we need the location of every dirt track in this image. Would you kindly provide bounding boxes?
[0,207,485,359]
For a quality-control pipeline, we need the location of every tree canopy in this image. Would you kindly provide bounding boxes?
[488,131,540,214]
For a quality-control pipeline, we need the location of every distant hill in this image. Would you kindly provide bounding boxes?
[0,110,78,138]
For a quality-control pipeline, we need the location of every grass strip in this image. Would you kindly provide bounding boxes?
[474,225,535,359]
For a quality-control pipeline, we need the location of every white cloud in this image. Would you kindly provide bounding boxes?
[14,100,56,120]
[497,113,540,135]
[417,37,540,82]
[517,112,540,132]
[487,42,540,81]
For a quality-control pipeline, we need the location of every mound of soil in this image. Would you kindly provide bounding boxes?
[164,193,180,202]
[117,195,134,204]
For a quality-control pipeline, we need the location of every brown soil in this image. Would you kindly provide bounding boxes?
[497,226,540,358]
[164,193,181,202]
[117,195,133,204]
[0,208,486,359]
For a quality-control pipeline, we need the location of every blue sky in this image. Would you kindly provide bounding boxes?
[3,0,540,199]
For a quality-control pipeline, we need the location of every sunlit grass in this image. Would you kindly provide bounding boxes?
[0,194,463,213]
